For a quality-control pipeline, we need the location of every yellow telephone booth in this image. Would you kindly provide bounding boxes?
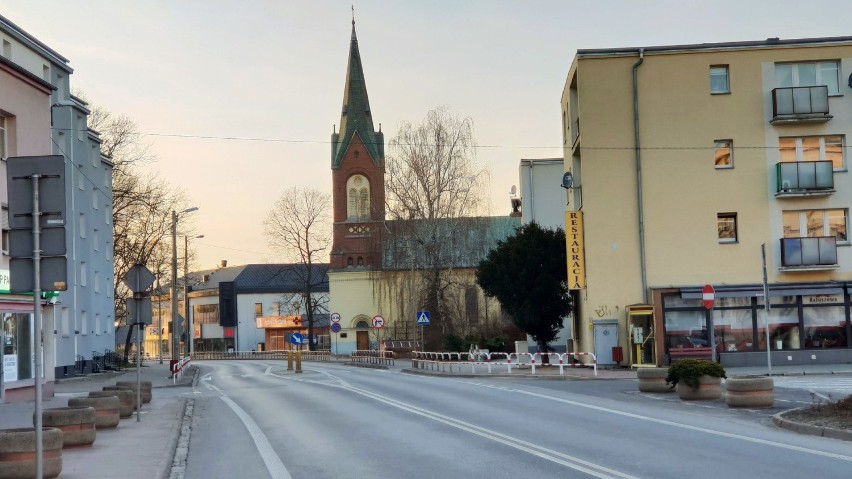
[626,304,657,368]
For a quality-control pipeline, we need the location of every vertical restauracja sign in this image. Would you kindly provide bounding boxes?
[566,211,586,290]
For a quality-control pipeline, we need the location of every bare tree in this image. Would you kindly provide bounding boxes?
[384,107,489,349]
[264,186,331,351]
[83,94,187,362]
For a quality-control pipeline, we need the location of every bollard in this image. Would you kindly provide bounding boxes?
[287,350,293,371]
[295,351,302,373]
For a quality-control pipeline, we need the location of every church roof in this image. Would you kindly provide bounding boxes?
[332,20,383,168]
[382,216,522,270]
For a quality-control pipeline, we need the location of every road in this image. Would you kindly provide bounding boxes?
[186,361,852,479]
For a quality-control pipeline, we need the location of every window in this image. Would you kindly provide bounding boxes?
[776,61,840,95]
[79,213,86,238]
[91,145,98,167]
[1,204,8,255]
[714,140,733,168]
[0,115,7,160]
[61,307,70,337]
[346,174,370,221]
[717,213,738,243]
[93,189,99,209]
[783,209,848,242]
[2,39,10,58]
[194,304,219,325]
[95,314,101,336]
[81,311,88,336]
[779,136,845,170]
[78,170,85,190]
[80,262,87,286]
[94,272,99,293]
[93,229,99,251]
[76,115,84,141]
[710,65,729,94]
[42,64,50,81]
[255,303,263,317]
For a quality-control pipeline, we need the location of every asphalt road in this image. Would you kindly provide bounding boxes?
[186,361,852,479]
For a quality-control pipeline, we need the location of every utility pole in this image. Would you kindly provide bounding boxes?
[184,234,203,356]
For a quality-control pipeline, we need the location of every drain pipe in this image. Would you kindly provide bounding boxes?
[632,48,648,304]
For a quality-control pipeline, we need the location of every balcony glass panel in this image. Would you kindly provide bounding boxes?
[776,161,833,192]
[780,237,837,267]
[772,86,829,117]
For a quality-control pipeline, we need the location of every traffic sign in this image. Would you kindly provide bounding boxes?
[330,312,341,323]
[289,332,304,345]
[416,311,431,325]
[331,322,341,333]
[124,263,155,293]
[702,284,715,310]
[371,315,385,329]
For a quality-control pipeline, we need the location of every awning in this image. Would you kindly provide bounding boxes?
[680,282,848,300]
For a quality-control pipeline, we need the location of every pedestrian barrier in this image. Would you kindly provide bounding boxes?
[351,350,395,366]
[170,356,191,384]
[411,351,597,376]
[191,350,332,361]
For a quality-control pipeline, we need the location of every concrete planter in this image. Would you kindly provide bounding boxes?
[115,381,152,403]
[42,406,96,448]
[676,375,722,400]
[97,388,136,416]
[0,427,63,478]
[68,396,120,429]
[637,367,672,393]
[726,375,774,408]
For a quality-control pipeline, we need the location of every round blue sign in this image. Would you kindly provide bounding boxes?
[289,332,304,345]
[331,323,342,333]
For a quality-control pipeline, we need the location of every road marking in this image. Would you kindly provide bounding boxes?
[269,370,634,479]
[494,386,852,462]
[204,381,293,479]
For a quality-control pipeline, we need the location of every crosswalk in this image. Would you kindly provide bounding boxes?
[771,376,852,395]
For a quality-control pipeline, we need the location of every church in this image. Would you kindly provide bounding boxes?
[326,20,522,354]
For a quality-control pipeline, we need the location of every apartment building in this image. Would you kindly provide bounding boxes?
[0,14,114,400]
[561,36,852,367]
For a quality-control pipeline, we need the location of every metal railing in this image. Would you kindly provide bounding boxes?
[780,236,838,267]
[350,350,395,366]
[191,350,332,361]
[411,351,597,376]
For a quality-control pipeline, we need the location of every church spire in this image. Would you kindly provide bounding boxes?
[331,16,384,168]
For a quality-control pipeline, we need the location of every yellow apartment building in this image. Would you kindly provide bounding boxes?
[561,36,852,368]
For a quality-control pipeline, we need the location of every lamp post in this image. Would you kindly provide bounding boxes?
[185,234,204,357]
[157,269,163,364]
[171,207,198,360]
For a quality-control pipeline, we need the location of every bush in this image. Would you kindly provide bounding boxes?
[666,359,726,389]
[443,334,467,352]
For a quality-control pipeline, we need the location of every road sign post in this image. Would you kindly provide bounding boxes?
[123,263,155,423]
[416,311,430,353]
[703,284,716,363]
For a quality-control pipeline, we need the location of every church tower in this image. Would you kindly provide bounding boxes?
[330,18,385,270]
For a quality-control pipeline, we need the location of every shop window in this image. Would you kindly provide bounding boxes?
[756,308,799,351]
[3,313,34,381]
[803,306,846,349]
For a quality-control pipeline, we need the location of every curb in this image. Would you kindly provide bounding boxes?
[162,398,190,479]
[343,362,390,370]
[772,408,852,442]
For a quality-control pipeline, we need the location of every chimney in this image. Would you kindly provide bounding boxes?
[219,260,228,268]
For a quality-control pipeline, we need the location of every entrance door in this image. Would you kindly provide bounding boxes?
[356,331,369,351]
[593,321,619,365]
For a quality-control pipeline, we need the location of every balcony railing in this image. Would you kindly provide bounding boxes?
[771,86,831,123]
[780,236,837,268]
[776,160,834,195]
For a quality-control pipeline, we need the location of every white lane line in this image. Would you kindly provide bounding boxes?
[269,370,633,479]
[205,379,293,479]
[500,386,852,462]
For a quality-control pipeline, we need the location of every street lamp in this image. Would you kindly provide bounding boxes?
[172,207,198,360]
[185,234,204,356]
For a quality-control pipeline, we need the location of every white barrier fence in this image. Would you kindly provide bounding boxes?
[411,351,597,376]
[171,356,192,384]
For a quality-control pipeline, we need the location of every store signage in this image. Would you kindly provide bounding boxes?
[804,294,842,304]
[255,315,302,329]
[3,355,17,382]
[566,211,586,290]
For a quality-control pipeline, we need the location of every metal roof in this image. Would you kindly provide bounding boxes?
[578,36,852,58]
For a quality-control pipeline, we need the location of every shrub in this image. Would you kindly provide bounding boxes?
[666,359,726,390]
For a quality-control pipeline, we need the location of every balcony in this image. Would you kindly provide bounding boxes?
[771,86,832,124]
[780,236,838,271]
[775,161,834,197]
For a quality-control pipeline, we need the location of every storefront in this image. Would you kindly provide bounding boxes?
[257,316,304,351]
[653,282,852,367]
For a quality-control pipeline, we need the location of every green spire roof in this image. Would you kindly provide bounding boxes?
[332,20,383,168]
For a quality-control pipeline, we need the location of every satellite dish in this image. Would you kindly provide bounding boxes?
[510,185,517,196]
[561,172,573,189]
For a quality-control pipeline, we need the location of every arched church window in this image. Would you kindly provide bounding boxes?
[357,256,364,266]
[347,257,354,267]
[355,320,369,329]
[346,174,370,221]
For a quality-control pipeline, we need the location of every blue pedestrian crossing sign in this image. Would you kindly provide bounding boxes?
[289,332,304,345]
[416,311,431,325]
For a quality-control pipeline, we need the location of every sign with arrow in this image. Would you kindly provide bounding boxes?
[416,311,431,325]
[289,332,304,345]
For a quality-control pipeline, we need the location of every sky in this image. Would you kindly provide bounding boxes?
[3,0,852,269]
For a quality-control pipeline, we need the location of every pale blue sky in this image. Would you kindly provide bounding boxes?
[3,0,851,268]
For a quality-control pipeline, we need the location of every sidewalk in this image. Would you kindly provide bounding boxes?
[0,361,195,479]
